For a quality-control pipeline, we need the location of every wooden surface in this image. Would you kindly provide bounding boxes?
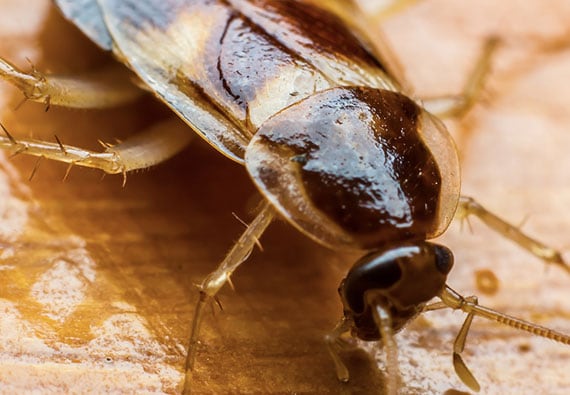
[0,1,569,394]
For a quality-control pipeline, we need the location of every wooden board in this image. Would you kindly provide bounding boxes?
[0,1,569,394]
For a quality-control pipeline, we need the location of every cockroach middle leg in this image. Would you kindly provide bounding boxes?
[184,201,274,392]
[422,37,500,118]
[0,57,142,109]
[457,196,568,273]
[0,117,192,182]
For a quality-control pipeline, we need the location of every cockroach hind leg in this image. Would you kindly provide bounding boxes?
[0,117,193,178]
[0,57,47,104]
[0,56,142,109]
[422,37,501,118]
[457,196,569,273]
[183,202,274,392]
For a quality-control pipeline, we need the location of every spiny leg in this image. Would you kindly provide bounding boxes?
[184,201,274,392]
[0,117,192,183]
[422,37,500,118]
[457,196,568,273]
[0,57,142,109]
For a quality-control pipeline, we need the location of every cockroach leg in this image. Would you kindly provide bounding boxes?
[369,301,401,395]
[327,305,402,395]
[423,37,500,118]
[457,196,569,273]
[0,117,192,181]
[325,317,352,383]
[0,57,142,109]
[427,292,482,391]
[436,285,570,389]
[370,0,423,22]
[184,201,274,391]
[450,295,480,392]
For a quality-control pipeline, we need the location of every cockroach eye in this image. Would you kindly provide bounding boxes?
[434,244,454,274]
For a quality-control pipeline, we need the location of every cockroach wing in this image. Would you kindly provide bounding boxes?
[54,0,113,50]
[54,0,402,163]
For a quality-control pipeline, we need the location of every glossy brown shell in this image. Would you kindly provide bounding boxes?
[246,87,459,250]
[54,0,400,162]
[54,0,460,250]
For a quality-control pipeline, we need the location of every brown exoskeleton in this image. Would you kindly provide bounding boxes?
[0,1,568,394]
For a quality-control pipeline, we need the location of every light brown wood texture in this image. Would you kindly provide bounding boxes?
[0,1,569,394]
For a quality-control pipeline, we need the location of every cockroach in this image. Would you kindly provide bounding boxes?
[0,1,568,394]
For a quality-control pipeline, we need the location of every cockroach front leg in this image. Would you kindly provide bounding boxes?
[0,117,192,183]
[184,201,274,393]
[325,316,352,383]
[457,196,568,273]
[0,57,142,109]
[426,294,482,392]
[435,285,570,391]
[327,302,402,395]
[370,302,401,395]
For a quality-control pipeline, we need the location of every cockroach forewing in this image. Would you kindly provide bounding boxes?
[305,0,412,93]
[54,0,113,50]
[54,0,401,163]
